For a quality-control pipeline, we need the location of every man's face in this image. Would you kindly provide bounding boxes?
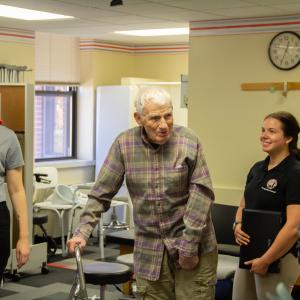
[134,101,173,145]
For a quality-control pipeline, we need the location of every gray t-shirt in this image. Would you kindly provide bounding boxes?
[0,125,24,202]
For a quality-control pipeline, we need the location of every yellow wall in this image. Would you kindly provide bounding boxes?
[80,50,188,86]
[0,41,35,83]
[134,53,188,82]
[188,33,300,205]
[80,50,135,86]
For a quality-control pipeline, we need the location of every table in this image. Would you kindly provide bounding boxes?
[106,229,134,295]
[105,228,134,254]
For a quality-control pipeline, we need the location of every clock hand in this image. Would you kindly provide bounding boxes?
[280,41,290,65]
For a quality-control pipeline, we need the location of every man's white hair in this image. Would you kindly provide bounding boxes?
[135,86,172,115]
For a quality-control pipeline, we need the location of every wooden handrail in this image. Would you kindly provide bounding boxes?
[241,82,300,91]
[241,81,300,97]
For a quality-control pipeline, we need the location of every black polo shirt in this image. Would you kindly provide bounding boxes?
[244,155,300,212]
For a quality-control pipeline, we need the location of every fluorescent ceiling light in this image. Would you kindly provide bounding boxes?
[0,5,74,20]
[115,27,189,37]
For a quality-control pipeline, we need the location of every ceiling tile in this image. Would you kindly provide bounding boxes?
[0,0,300,44]
[271,3,300,12]
[205,6,288,18]
[155,0,255,11]
[244,0,300,4]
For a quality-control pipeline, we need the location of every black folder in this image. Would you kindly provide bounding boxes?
[239,209,283,273]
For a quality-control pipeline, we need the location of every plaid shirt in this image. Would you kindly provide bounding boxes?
[76,125,217,281]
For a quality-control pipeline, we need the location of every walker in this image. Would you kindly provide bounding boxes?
[68,245,89,300]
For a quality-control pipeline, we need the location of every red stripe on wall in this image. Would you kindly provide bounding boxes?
[0,32,34,39]
[80,43,188,52]
[191,20,300,31]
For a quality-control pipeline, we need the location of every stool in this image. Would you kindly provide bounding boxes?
[83,261,132,300]
[33,212,48,226]
[116,253,133,268]
[33,212,57,256]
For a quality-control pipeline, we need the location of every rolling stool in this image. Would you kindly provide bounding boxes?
[33,211,57,257]
[116,253,134,269]
[69,246,132,300]
[84,261,132,299]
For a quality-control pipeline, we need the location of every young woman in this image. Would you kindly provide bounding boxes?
[232,111,300,300]
[0,125,30,283]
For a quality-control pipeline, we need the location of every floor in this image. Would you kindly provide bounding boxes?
[0,238,131,300]
[3,235,297,300]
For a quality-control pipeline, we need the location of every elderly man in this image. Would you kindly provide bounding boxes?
[68,87,217,299]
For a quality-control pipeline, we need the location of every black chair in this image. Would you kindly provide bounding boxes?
[212,203,239,256]
[212,203,240,300]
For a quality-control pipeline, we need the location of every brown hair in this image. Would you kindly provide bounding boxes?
[265,111,300,160]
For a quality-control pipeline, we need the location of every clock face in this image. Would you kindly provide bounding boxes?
[268,31,300,70]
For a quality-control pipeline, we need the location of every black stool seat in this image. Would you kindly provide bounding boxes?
[33,213,48,225]
[83,261,132,285]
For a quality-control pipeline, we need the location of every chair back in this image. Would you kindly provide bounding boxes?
[212,203,237,245]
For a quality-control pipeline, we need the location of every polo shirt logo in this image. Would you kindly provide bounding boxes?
[261,178,278,194]
[266,179,277,189]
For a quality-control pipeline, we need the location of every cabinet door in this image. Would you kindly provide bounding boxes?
[0,85,25,131]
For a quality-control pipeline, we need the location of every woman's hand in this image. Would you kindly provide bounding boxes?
[244,257,269,275]
[16,237,30,268]
[234,223,250,246]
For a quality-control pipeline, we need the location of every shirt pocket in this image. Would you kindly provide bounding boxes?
[164,164,189,194]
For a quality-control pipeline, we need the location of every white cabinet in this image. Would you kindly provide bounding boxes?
[95,85,137,176]
[35,32,80,83]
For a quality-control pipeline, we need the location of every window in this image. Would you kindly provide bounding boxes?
[34,85,77,161]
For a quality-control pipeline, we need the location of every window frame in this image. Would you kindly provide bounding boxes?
[34,86,77,162]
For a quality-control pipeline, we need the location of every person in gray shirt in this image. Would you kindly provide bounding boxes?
[0,125,30,282]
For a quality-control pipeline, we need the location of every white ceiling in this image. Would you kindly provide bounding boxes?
[1,0,300,44]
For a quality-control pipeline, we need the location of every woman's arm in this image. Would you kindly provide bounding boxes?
[246,204,300,275]
[234,196,250,246]
[6,167,30,268]
[261,204,300,263]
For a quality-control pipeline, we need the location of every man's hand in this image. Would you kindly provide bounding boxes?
[178,255,199,270]
[16,237,30,268]
[67,236,86,253]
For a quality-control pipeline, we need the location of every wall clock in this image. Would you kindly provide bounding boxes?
[268,31,300,70]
